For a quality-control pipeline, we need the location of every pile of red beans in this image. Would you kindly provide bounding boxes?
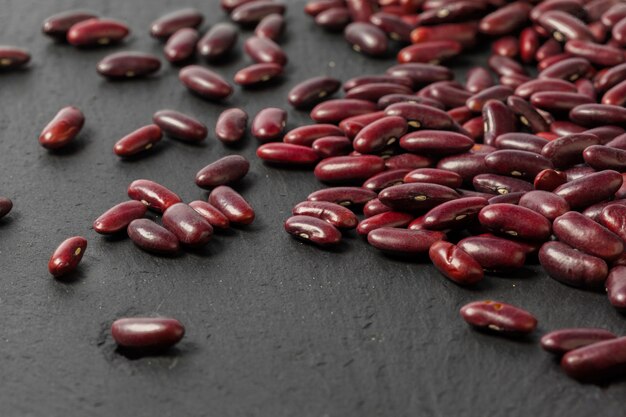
[2,0,626,381]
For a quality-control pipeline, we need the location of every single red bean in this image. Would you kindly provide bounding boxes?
[344,74,413,92]
[385,63,453,86]
[379,183,460,212]
[231,0,286,25]
[482,100,517,147]
[195,155,249,189]
[244,36,287,65]
[465,67,494,94]
[42,10,98,41]
[531,91,594,115]
[346,0,377,22]
[487,191,526,206]
[563,165,596,181]
[535,37,562,62]
[363,169,409,191]
[570,104,626,127]
[308,186,377,207]
[216,108,248,144]
[541,133,600,169]
[364,198,391,217]
[419,1,486,26]
[553,211,623,261]
[494,133,548,155]
[128,219,180,255]
[515,78,577,99]
[429,241,484,285]
[284,215,341,246]
[422,196,488,231]
[346,82,412,102]
[113,124,162,158]
[602,80,626,107]
[0,197,12,219]
[234,63,283,87]
[410,22,478,48]
[519,28,539,63]
[564,40,624,68]
[601,3,626,26]
[344,22,388,56]
[386,102,456,130]
[460,300,537,334]
[164,28,199,64]
[367,228,446,254]
[397,41,462,64]
[304,0,346,16]
[585,126,625,144]
[506,96,550,133]
[537,11,594,43]
[550,120,586,136]
[314,155,385,183]
[404,168,463,189]
[315,7,352,31]
[399,130,474,156]
[613,16,626,46]
[583,145,626,171]
[541,328,617,355]
[556,170,623,209]
[423,83,472,109]
[67,18,130,47]
[518,190,569,222]
[448,107,474,125]
[111,317,184,350]
[197,23,238,61]
[127,179,182,213]
[179,65,232,100]
[150,8,203,40]
[251,107,287,141]
[466,86,514,113]
[384,154,432,171]
[357,211,413,235]
[288,77,341,109]
[370,12,413,42]
[189,201,230,230]
[539,57,592,82]
[594,63,626,92]
[338,111,385,139]
[583,200,626,222]
[48,236,87,278]
[353,116,406,154]
[575,77,597,101]
[479,203,551,241]
[311,99,378,123]
[292,201,358,229]
[488,55,526,78]
[257,143,320,165]
[39,106,85,150]
[152,109,207,143]
[162,203,213,246]
[599,204,626,242]
[479,1,532,36]
[606,266,626,310]
[93,201,148,235]
[561,336,626,382]
[437,153,489,183]
[485,150,554,181]
[458,236,527,270]
[209,186,255,225]
[285,124,344,146]
[313,136,352,158]
[530,0,587,22]
[255,13,285,40]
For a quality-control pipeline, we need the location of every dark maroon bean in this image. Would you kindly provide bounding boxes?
[39,106,85,150]
[422,196,488,231]
[429,241,484,285]
[602,3,626,26]
[234,63,283,87]
[150,8,203,40]
[553,211,623,261]
[128,219,179,254]
[111,317,184,350]
[152,110,207,143]
[519,27,540,63]
[315,7,351,31]
[583,145,626,171]
[488,55,526,78]
[465,67,494,94]
[564,40,624,68]
[353,116,406,154]
[506,96,550,133]
[550,121,586,136]
[42,10,98,40]
[357,211,413,235]
[162,203,213,246]
[255,13,284,40]
[602,80,626,107]
[128,179,182,213]
[466,86,513,113]
[346,0,377,22]
[460,300,537,334]
[575,78,596,101]
[216,108,247,144]
[473,174,533,195]
[368,228,445,254]
[363,198,391,217]
[583,200,626,222]
[344,75,413,92]
[385,103,456,130]
[515,78,577,99]
[189,201,230,230]
[563,165,596,181]
[518,190,569,222]
[251,107,287,141]
[404,168,463,188]
[338,111,385,139]
[397,41,462,65]
[93,201,148,235]
[370,12,412,42]
[385,63,453,86]
[385,153,433,171]
[195,155,249,189]
[363,169,408,191]
[479,203,551,241]
[113,124,162,157]
[561,336,626,382]
[305,0,346,16]
[494,133,548,154]
[257,143,320,165]
[313,136,352,158]
[197,23,238,61]
[541,133,600,169]
[570,104,626,127]
[599,204,626,242]
[607,133,626,150]
[399,130,474,156]
[448,107,474,125]
[437,153,488,183]
[179,65,232,100]
[537,10,594,43]
[535,37,562,62]
[284,124,343,146]
[530,91,594,115]
[458,236,527,270]
[483,100,516,147]
[344,22,388,56]
[419,2,486,26]
[422,83,471,109]
[164,28,199,64]
[285,215,341,246]
[48,236,87,277]
[462,117,484,141]
[209,186,255,225]
[0,197,12,219]
[594,63,626,92]
[606,266,626,310]
[585,127,625,145]
[314,155,385,183]
[488,192,526,205]
[613,16,626,46]
[485,150,553,181]
[555,170,623,209]
[410,22,478,48]
[379,183,460,212]
[539,57,592,82]
[311,99,378,123]
[346,83,412,102]
[244,36,287,65]
[67,18,130,46]
[308,187,377,207]
[288,77,341,109]
[542,328,617,355]
[530,0,587,22]
[231,1,286,24]
[479,1,532,36]
[292,201,358,229]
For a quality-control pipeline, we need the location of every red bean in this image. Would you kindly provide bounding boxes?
[314,155,385,183]
[487,191,526,206]
[284,215,341,246]
[308,186,377,207]
[419,81,470,108]
[554,211,623,262]
[539,57,592,82]
[93,201,147,235]
[594,63,626,92]
[410,22,478,48]
[583,145,626,171]
[386,153,434,171]
[370,12,413,42]
[111,317,184,350]
[602,80,626,107]
[583,200,626,222]
[48,236,87,278]
[517,190,568,222]
[586,126,626,144]
[565,40,624,67]
[530,0,587,22]
[606,266,626,310]
[397,41,462,65]
[537,11,594,43]
[197,23,239,61]
[162,203,213,246]
[284,124,343,146]
[255,13,285,40]
[127,179,182,213]
[346,82,412,102]
[339,111,387,138]
[429,241,484,285]
[601,3,626,26]
[234,63,283,86]
[128,219,179,254]
[541,328,617,355]
[515,78,577,99]
[519,28,539,63]
[251,107,287,141]
[535,37,562,62]
[599,204,626,243]
[42,10,98,41]
[363,169,408,191]
[188,201,230,230]
[479,1,532,36]
[305,0,346,16]
[150,8,203,40]
[67,18,130,47]
[344,22,388,56]
[344,75,413,92]
[458,236,527,270]
[561,336,626,382]
[379,183,460,212]
[570,104,626,127]
[39,106,85,150]
[494,133,548,155]
[208,186,255,225]
[257,143,320,165]
[485,150,553,181]
[422,196,488,231]
[346,0,377,22]
[385,63,453,86]
[466,86,513,113]
[531,91,594,115]
[315,7,352,31]
[506,96,550,133]
[541,133,600,169]
[231,1,286,24]
[113,124,162,158]
[400,130,473,156]
[483,99,516,147]
[0,197,12,219]
[353,116,406,154]
[195,155,249,189]
[313,136,352,157]
[164,28,199,64]
[460,300,537,334]
[479,203,551,241]
[357,211,413,235]
[421,2,486,25]
[437,153,488,182]
[386,102,456,130]
[488,55,526,78]
[179,65,232,100]
[465,67,494,94]
[473,173,533,195]
[311,99,378,123]
[368,228,445,254]
[153,110,207,143]
[554,170,623,209]
[404,168,463,189]
[292,201,358,229]
[288,77,341,109]
[363,198,391,217]
[244,36,287,65]
[216,108,248,144]
[613,16,626,46]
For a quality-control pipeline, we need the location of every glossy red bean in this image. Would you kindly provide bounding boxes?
[195,155,249,190]
[113,124,162,158]
[583,145,626,171]
[385,63,453,86]
[515,79,577,99]
[397,41,462,65]
[479,1,532,36]
[67,18,130,46]
[599,204,626,243]
[410,22,478,48]
[0,46,30,70]
[561,336,626,382]
[606,266,626,310]
[368,228,445,254]
[363,198,391,217]
[353,116,406,154]
[111,317,184,350]
[313,136,352,158]
[305,0,346,16]
[257,143,320,165]
[288,77,341,109]
[386,103,456,130]
[370,12,412,42]
[539,57,592,82]
[531,91,594,115]
[251,107,287,141]
[535,37,562,62]
[284,125,343,147]
[234,63,283,87]
[554,170,623,209]
[209,186,254,225]
[563,165,596,181]
[153,110,207,143]
[419,2,485,26]
[311,99,378,123]
[314,155,385,183]
[363,169,408,191]
[162,203,213,246]
[292,201,358,229]
[553,211,623,262]
[437,153,488,182]
[479,203,551,241]
[488,55,526,78]
[285,215,341,246]
[346,0,377,22]
[255,13,285,40]
[344,22,388,56]
[127,179,182,213]
[541,133,600,169]
[613,16,626,46]
[541,328,617,355]
[421,82,471,109]
[346,82,412,102]
[42,10,98,40]
[379,183,460,212]
[357,211,413,235]
[385,153,434,171]
[315,7,352,31]
[585,126,625,144]
[519,28,540,63]
[530,0,587,22]
[602,80,626,107]
[197,23,238,60]
[179,65,232,100]
[128,219,180,255]
[517,190,568,222]
[482,100,516,147]
[473,173,533,196]
[344,74,413,92]
[506,96,550,133]
[550,120,586,136]
[422,197,488,231]
[216,108,248,144]
[460,300,537,334]
[399,130,474,156]
[39,106,85,150]
[564,40,624,68]
[487,191,525,206]
[164,28,199,64]
[150,8,203,40]
[231,1,286,24]
[0,197,12,219]
[465,67,494,94]
[404,168,463,189]
[244,36,287,65]
[485,150,553,181]
[48,236,87,278]
[494,133,548,155]
[537,11,594,43]
[92,201,146,235]
[466,86,513,113]
[570,104,626,127]
[594,63,626,92]
[459,235,527,270]
[189,201,230,230]
[429,241,483,285]
[308,186,377,207]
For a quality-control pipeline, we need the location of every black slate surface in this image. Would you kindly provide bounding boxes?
[1,1,626,416]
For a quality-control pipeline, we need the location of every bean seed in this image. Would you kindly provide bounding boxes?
[292,201,358,229]
[308,187,377,207]
[539,241,608,289]
[153,109,207,143]
[541,328,617,355]
[162,203,213,246]
[67,18,130,47]
[127,179,182,213]
[554,170,623,209]
[231,1,286,25]
[48,236,87,277]
[113,125,162,157]
[344,22,388,56]
[606,266,626,310]
[479,203,551,241]
[39,106,85,150]
[314,155,385,183]
[234,63,283,86]
[188,201,230,230]
[285,215,341,246]
[164,28,199,64]
[255,13,285,40]
[197,23,238,60]
[195,155,249,189]
[458,236,526,270]
[150,8,203,40]
[179,65,232,100]
[111,317,184,350]
[0,197,13,219]
[429,241,484,285]
[244,36,287,65]
[42,10,98,40]
[460,300,537,334]
[288,76,341,109]
[311,99,378,123]
[252,107,287,141]
[363,169,409,191]
[208,186,255,225]
[216,108,248,144]
[357,211,413,235]
[518,190,569,221]
[379,183,460,212]
[257,143,320,165]
[312,136,352,158]
[423,196,488,231]
[404,168,463,189]
[561,336,626,382]
[367,228,446,255]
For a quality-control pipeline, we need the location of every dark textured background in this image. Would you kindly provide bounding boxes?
[1,1,625,416]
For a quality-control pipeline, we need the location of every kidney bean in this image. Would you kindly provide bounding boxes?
[179,65,232,100]
[516,190,568,222]
[369,12,412,42]
[487,191,526,206]
[379,183,460,212]
[363,198,391,217]
[466,86,513,113]
[575,79,597,101]
[255,13,284,40]
[448,107,474,125]
[344,22,388,56]
[111,317,184,350]
[515,79,577,99]
[344,75,413,92]
[400,131,473,156]
[312,99,378,123]
[530,0,587,22]
[308,186,377,207]
[151,110,206,143]
[315,6,351,31]
[479,203,551,241]
[530,92,594,116]
[553,211,623,262]
[196,24,237,61]
[42,10,97,40]
[606,266,626,310]
[572,104,626,127]
[164,28,199,64]
[39,106,85,150]
[561,336,626,382]
[550,121,586,137]
[339,112,384,139]
[285,215,341,246]
[385,103,456,130]
[346,0,377,22]
[128,179,182,213]
[195,155,249,189]
[460,300,537,334]
[419,2,486,26]
[601,80,626,108]
[428,241,483,285]
[311,136,350,158]
[585,127,625,145]
[421,196,488,231]
[244,36,287,66]
[482,100,516,147]
[284,124,343,147]
[564,40,623,68]
[216,108,247,144]
[231,1,286,24]
[305,0,346,16]
[499,74,532,90]
[465,67,494,94]
[479,1,532,36]
[209,186,255,225]
[594,63,626,92]
[599,203,626,242]
[506,97,550,133]
[292,201,358,229]
[250,108,286,142]
[535,37,562,62]
[368,228,445,254]
[539,57,591,82]
[473,173,533,195]
[385,154,432,171]
[422,83,471,109]
[609,134,626,151]
[613,15,626,46]
[385,63,453,86]
[363,169,408,191]
[150,8,203,40]
[582,200,626,222]
[352,116,406,154]
[288,77,341,109]
[485,150,554,181]
[461,117,483,141]
[518,28,539,63]
[314,155,385,183]
[113,125,162,158]
[397,41,462,65]
[404,168,462,189]
[492,36,519,58]
[583,145,626,171]
[93,201,147,235]
[563,165,596,181]
[601,3,626,26]
[162,203,213,246]
[357,211,413,235]
[188,201,230,230]
[48,236,87,277]
[410,22,478,48]
[67,18,130,47]
[541,133,600,169]
[0,197,12,219]
[346,83,413,102]
[494,133,548,155]
[538,11,594,43]
[555,170,623,209]
[542,328,617,355]
[257,143,320,165]
[437,153,488,182]
[488,55,526,78]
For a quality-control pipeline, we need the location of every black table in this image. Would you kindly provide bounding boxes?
[2,1,625,415]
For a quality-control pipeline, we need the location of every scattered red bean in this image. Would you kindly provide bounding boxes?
[127,179,182,213]
[216,108,248,144]
[188,201,230,230]
[285,215,342,246]
[93,201,148,235]
[113,124,162,158]
[111,317,185,350]
[128,219,180,255]
[251,107,287,141]
[561,336,626,382]
[164,28,199,64]
[541,328,617,355]
[179,65,233,100]
[67,18,130,47]
[197,23,239,61]
[234,63,283,86]
[153,110,207,143]
[150,8,203,40]
[288,76,341,109]
[429,241,484,286]
[460,300,537,334]
[257,143,320,165]
[195,155,250,189]
[42,10,98,40]
[39,106,85,150]
[0,197,13,219]
[208,186,255,225]
[97,51,161,79]
[48,236,87,278]
[162,203,213,246]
